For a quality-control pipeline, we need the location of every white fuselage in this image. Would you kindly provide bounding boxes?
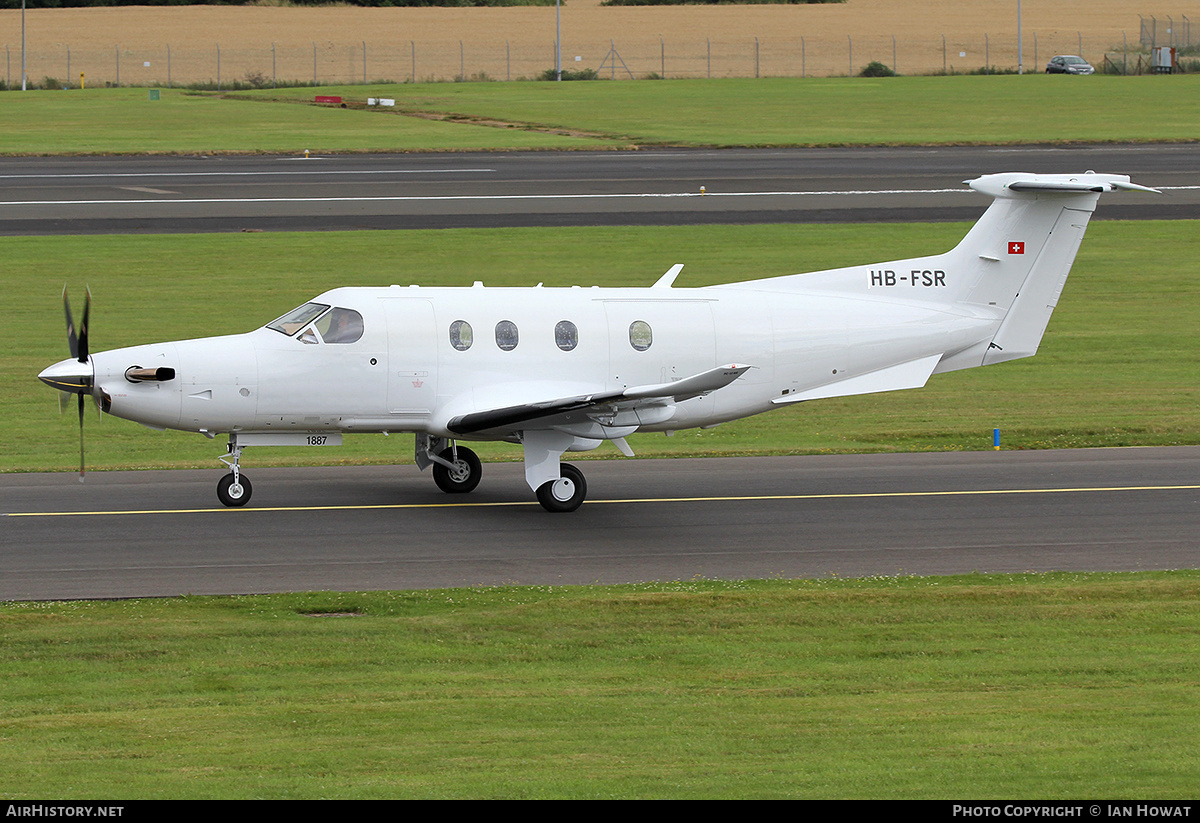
[88,280,997,442]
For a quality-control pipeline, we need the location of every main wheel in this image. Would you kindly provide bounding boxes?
[217,473,252,507]
[535,463,587,513]
[432,446,482,494]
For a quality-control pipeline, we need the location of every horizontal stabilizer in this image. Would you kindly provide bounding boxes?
[969,172,1162,198]
[772,353,942,405]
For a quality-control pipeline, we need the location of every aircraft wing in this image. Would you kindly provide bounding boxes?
[446,364,752,436]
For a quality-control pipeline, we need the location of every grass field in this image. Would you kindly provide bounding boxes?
[9,220,1199,475]
[3,74,1200,155]
[3,572,1199,799]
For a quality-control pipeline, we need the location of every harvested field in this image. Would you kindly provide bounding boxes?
[1,1,1196,86]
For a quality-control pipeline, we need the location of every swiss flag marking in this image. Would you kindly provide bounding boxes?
[1009,241,1025,255]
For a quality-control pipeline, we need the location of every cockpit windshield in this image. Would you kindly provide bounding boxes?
[267,302,330,337]
[266,302,364,344]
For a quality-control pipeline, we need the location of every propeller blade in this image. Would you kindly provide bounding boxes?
[61,286,93,480]
[64,287,79,361]
[78,287,91,364]
[77,391,86,481]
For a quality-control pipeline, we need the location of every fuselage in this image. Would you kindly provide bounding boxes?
[81,279,999,442]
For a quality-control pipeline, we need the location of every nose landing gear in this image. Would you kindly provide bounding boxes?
[217,435,251,507]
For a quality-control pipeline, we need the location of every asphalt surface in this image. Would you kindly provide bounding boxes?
[3,448,1198,601]
[1,144,1196,235]
[5,144,1197,600]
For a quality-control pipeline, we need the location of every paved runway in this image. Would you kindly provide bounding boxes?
[4,144,1197,600]
[1,144,1195,235]
[3,447,1197,601]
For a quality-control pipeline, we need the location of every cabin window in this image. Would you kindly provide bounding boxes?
[495,320,519,351]
[449,320,473,351]
[629,320,653,351]
[555,320,578,351]
[315,307,364,344]
[267,302,330,337]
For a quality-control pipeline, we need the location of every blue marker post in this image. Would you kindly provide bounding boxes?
[993,428,1001,450]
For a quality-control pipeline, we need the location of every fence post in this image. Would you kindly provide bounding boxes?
[755,36,759,78]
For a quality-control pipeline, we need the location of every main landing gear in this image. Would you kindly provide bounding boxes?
[418,434,588,513]
[534,463,587,513]
[430,444,483,494]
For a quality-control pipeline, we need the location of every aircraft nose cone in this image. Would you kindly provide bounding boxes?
[38,357,93,394]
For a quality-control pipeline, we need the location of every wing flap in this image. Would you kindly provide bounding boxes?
[447,364,752,436]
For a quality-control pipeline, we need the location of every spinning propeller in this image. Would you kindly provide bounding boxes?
[39,288,96,481]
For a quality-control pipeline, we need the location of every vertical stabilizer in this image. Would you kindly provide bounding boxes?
[953,172,1158,366]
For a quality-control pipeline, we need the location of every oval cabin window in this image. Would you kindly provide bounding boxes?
[628,320,653,351]
[495,320,519,351]
[449,320,473,351]
[555,320,578,351]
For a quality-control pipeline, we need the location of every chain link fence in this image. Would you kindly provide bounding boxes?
[4,28,1195,89]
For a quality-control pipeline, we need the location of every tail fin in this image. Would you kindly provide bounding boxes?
[758,171,1157,373]
[950,172,1157,366]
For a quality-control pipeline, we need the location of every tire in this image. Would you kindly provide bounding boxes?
[535,463,587,513]
[432,446,482,494]
[217,473,252,507]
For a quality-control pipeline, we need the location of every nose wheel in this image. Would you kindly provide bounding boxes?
[217,472,252,507]
[535,464,586,513]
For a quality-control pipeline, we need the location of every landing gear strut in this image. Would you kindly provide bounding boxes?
[217,435,252,507]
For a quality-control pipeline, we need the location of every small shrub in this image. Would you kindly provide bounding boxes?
[858,61,896,77]
[538,67,600,81]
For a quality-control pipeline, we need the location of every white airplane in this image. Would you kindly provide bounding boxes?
[39,171,1156,512]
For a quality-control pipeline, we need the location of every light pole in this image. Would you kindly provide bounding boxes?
[21,0,27,91]
[1017,0,1024,74]
[555,0,562,81]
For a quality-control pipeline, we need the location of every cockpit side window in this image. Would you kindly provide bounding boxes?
[316,307,364,344]
[267,302,330,337]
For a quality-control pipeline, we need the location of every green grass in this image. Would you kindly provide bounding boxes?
[7,220,1199,475]
[0,87,613,155]
[3,75,1200,155]
[2,572,1198,799]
